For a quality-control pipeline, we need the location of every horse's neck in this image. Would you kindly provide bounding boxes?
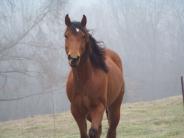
[72,58,93,82]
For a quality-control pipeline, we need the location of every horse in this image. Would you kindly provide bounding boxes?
[64,14,124,138]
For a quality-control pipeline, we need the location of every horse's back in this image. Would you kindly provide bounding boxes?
[105,48,124,106]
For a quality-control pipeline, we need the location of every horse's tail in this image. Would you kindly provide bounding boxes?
[105,48,123,72]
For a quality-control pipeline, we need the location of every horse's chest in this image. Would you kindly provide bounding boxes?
[73,94,91,109]
[69,78,102,109]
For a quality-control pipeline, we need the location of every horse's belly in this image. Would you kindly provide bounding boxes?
[106,59,123,106]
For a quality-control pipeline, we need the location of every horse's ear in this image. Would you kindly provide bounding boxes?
[81,15,87,27]
[65,14,71,26]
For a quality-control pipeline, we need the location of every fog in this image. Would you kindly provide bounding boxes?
[0,0,184,121]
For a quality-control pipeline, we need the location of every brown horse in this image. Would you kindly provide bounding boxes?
[64,14,124,138]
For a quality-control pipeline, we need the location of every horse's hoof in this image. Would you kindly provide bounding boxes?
[89,128,97,138]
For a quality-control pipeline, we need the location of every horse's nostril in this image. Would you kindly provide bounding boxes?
[75,56,80,60]
[68,55,80,61]
[68,55,71,60]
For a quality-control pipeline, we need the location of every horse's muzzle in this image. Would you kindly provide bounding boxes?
[68,55,80,67]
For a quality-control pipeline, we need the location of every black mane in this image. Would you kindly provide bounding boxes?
[70,21,108,73]
[88,35,108,73]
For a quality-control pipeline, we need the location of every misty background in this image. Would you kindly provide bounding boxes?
[0,0,184,121]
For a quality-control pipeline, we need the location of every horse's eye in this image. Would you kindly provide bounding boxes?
[82,34,85,39]
[64,34,68,39]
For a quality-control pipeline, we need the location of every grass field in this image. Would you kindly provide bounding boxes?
[0,96,183,138]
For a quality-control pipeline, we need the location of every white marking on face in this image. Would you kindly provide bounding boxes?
[76,28,80,32]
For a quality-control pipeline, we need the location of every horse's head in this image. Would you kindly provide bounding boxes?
[64,14,89,67]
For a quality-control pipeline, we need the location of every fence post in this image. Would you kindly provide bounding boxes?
[181,76,184,108]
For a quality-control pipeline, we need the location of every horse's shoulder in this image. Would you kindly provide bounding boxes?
[105,48,123,72]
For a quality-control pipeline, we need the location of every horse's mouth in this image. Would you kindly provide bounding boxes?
[70,63,78,67]
[69,59,80,68]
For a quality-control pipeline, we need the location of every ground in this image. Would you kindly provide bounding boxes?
[0,96,183,138]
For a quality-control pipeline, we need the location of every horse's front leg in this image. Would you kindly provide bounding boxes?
[89,103,105,138]
[71,105,88,138]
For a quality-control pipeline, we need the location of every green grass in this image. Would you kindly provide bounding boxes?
[0,96,184,138]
